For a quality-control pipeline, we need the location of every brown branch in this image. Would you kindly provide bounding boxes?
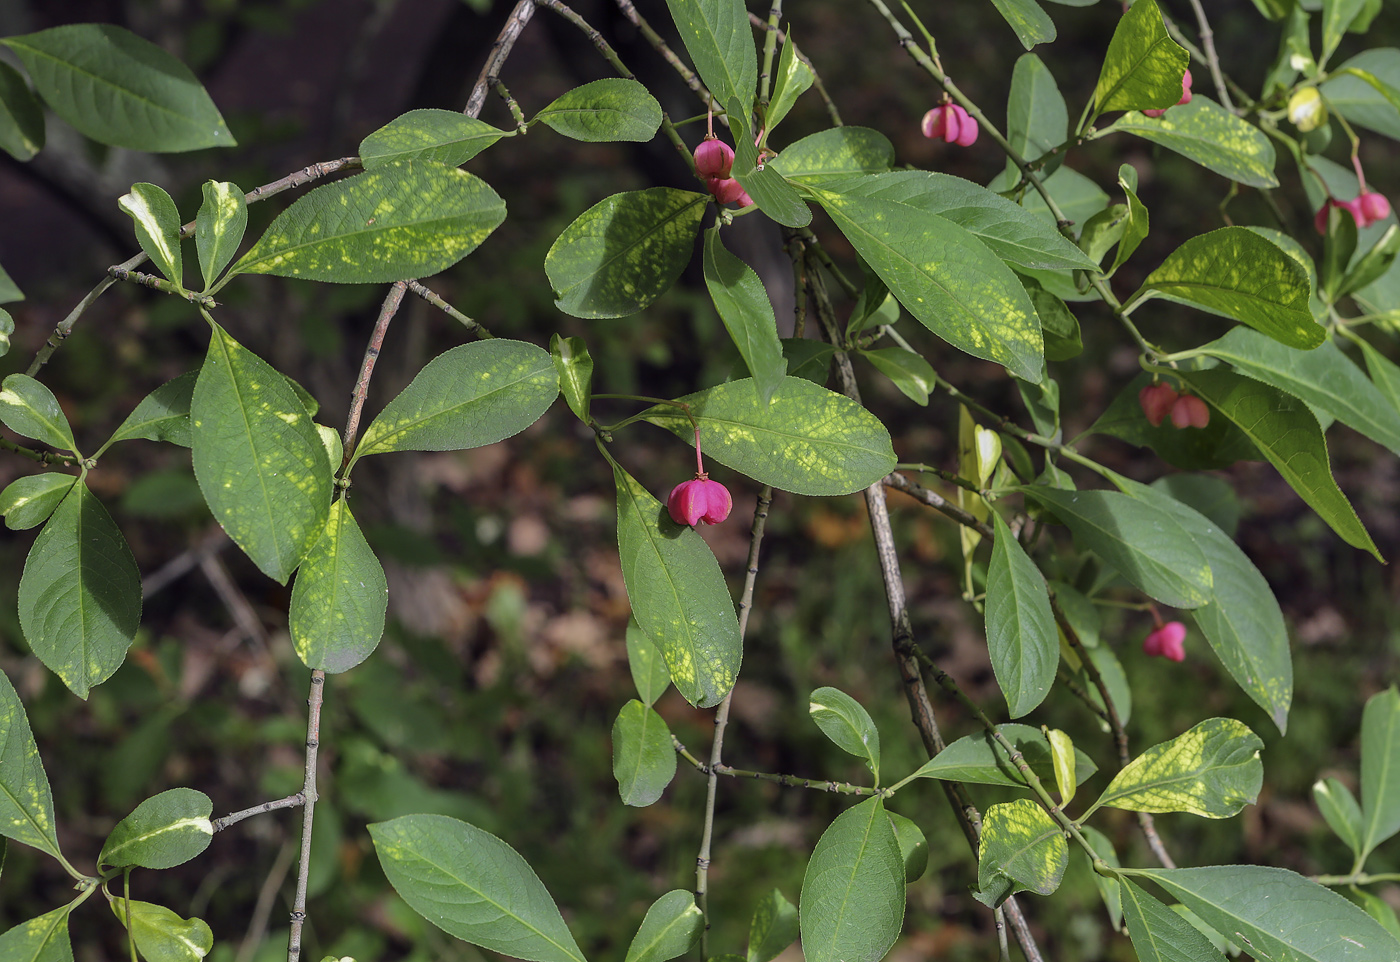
[285,671,325,962]
[212,793,305,833]
[467,0,536,119]
[339,281,407,474]
[884,472,994,538]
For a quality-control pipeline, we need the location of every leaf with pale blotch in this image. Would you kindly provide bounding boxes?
[110,900,213,962]
[809,186,1044,382]
[623,890,701,962]
[986,513,1057,718]
[799,797,904,962]
[289,500,388,673]
[351,340,557,463]
[1089,717,1262,818]
[808,686,881,780]
[612,699,677,807]
[0,61,44,162]
[747,889,798,962]
[99,787,213,871]
[1125,865,1400,962]
[909,723,1097,789]
[370,814,587,962]
[1322,0,1369,62]
[18,483,141,699]
[625,620,671,707]
[361,109,507,168]
[769,127,894,185]
[190,323,331,584]
[119,182,183,288]
[989,0,1055,49]
[614,464,740,709]
[0,474,75,531]
[1360,687,1400,861]
[1132,227,1317,347]
[1314,777,1364,856]
[545,188,707,318]
[0,906,72,962]
[230,161,505,284]
[0,374,78,454]
[1,24,234,152]
[1174,369,1382,561]
[1119,877,1223,962]
[99,371,196,453]
[1046,729,1076,805]
[975,798,1067,907]
[1323,49,1400,141]
[0,668,62,860]
[642,377,894,497]
[195,181,246,292]
[704,227,786,404]
[535,79,661,143]
[1105,98,1278,189]
[663,0,756,113]
[1092,0,1188,115]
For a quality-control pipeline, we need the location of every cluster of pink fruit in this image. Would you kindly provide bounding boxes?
[694,136,753,208]
[1314,191,1392,232]
[1142,621,1187,661]
[1142,68,1192,118]
[1139,381,1209,429]
[920,103,979,146]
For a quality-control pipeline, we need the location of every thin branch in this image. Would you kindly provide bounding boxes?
[1183,0,1235,113]
[106,266,216,307]
[0,438,79,466]
[201,553,269,648]
[673,737,881,796]
[615,0,719,113]
[467,0,535,119]
[405,280,492,338]
[286,671,325,962]
[339,281,407,474]
[212,793,305,833]
[884,472,994,538]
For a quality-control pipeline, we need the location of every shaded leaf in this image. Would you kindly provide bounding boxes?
[1088,371,1261,471]
[989,0,1056,49]
[1360,687,1400,860]
[769,127,894,184]
[885,811,928,884]
[765,35,812,132]
[1089,717,1262,818]
[986,513,1057,718]
[663,0,756,112]
[624,620,671,707]
[0,61,44,162]
[861,347,935,406]
[0,906,72,962]
[550,334,594,424]
[0,374,78,453]
[0,668,62,860]
[1007,53,1068,163]
[119,182,183,289]
[1093,0,1189,114]
[704,226,786,404]
[747,889,798,962]
[729,98,811,228]
[101,371,196,452]
[624,891,701,962]
[195,181,247,292]
[110,900,213,962]
[1314,777,1364,856]
[289,500,388,673]
[1120,878,1224,962]
[612,699,677,807]
[799,797,904,962]
[1104,98,1279,189]
[1080,826,1122,931]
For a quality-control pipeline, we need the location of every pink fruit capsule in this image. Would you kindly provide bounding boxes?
[667,478,732,526]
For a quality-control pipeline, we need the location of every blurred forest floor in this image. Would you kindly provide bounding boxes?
[0,1,1397,960]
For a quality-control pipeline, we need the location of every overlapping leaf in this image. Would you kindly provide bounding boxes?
[1105,98,1279,189]
[986,513,1057,718]
[663,0,756,112]
[799,798,904,962]
[1092,0,1188,115]
[1088,718,1262,818]
[99,787,213,871]
[612,699,677,807]
[0,669,62,860]
[289,500,388,673]
[769,127,894,184]
[976,798,1066,907]
[909,723,1097,788]
[623,891,701,962]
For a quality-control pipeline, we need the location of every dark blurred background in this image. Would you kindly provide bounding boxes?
[0,2,1397,960]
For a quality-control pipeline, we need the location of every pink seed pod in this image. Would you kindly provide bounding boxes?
[1360,191,1392,224]
[708,176,748,206]
[1139,382,1179,427]
[667,478,733,526]
[694,137,734,178]
[1143,621,1187,661]
[921,104,978,146]
[1170,394,1210,429]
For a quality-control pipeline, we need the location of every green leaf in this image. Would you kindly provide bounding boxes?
[975,798,1067,907]
[0,307,11,356]
[810,186,1044,382]
[0,906,73,962]
[1088,372,1261,471]
[1322,49,1400,140]
[0,262,25,305]
[1092,0,1189,114]
[612,699,677,807]
[808,686,881,780]
[1080,826,1122,931]
[1198,328,1400,457]
[195,181,247,292]
[781,338,837,383]
[289,500,388,673]
[535,79,661,143]
[550,334,594,424]
[191,322,331,583]
[1313,777,1364,856]
[1017,166,1111,239]
[704,226,786,404]
[1131,227,1318,348]
[1322,0,1368,62]
[1124,865,1400,962]
[19,483,141,699]
[769,127,894,185]
[861,347,935,406]
[824,171,1098,273]
[613,464,740,709]
[231,161,504,284]
[625,620,671,707]
[1102,97,1279,189]
[352,340,557,462]
[1173,368,1382,561]
[1051,581,1099,647]
[0,374,79,454]
[1,24,234,152]
[1007,54,1068,163]
[545,188,706,318]
[989,0,1056,49]
[0,61,44,161]
[799,797,904,962]
[663,0,756,113]
[885,811,928,884]
[1109,164,1149,274]
[100,371,196,452]
[623,890,702,962]
[1078,203,1130,267]
[369,814,587,962]
[729,99,811,228]
[110,900,213,962]
[1046,729,1076,805]
[1019,279,1082,361]
[119,182,183,289]
[99,787,213,870]
[747,889,798,962]
[1116,476,1291,734]
[0,474,76,531]
[1081,644,1132,727]
[1015,487,1212,608]
[0,668,62,860]
[1356,888,1400,942]
[985,513,1057,718]
[1119,878,1224,962]
[1360,687,1400,861]
[1089,717,1262,817]
[642,378,895,497]
[360,109,507,168]
[908,723,1097,789]
[765,34,812,133]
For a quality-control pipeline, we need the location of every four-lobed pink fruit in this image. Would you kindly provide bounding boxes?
[1316,191,1392,233]
[1143,68,1192,118]
[694,137,734,178]
[1142,621,1187,661]
[1138,382,1178,427]
[921,103,979,146]
[668,477,732,526]
[1170,394,1210,429]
